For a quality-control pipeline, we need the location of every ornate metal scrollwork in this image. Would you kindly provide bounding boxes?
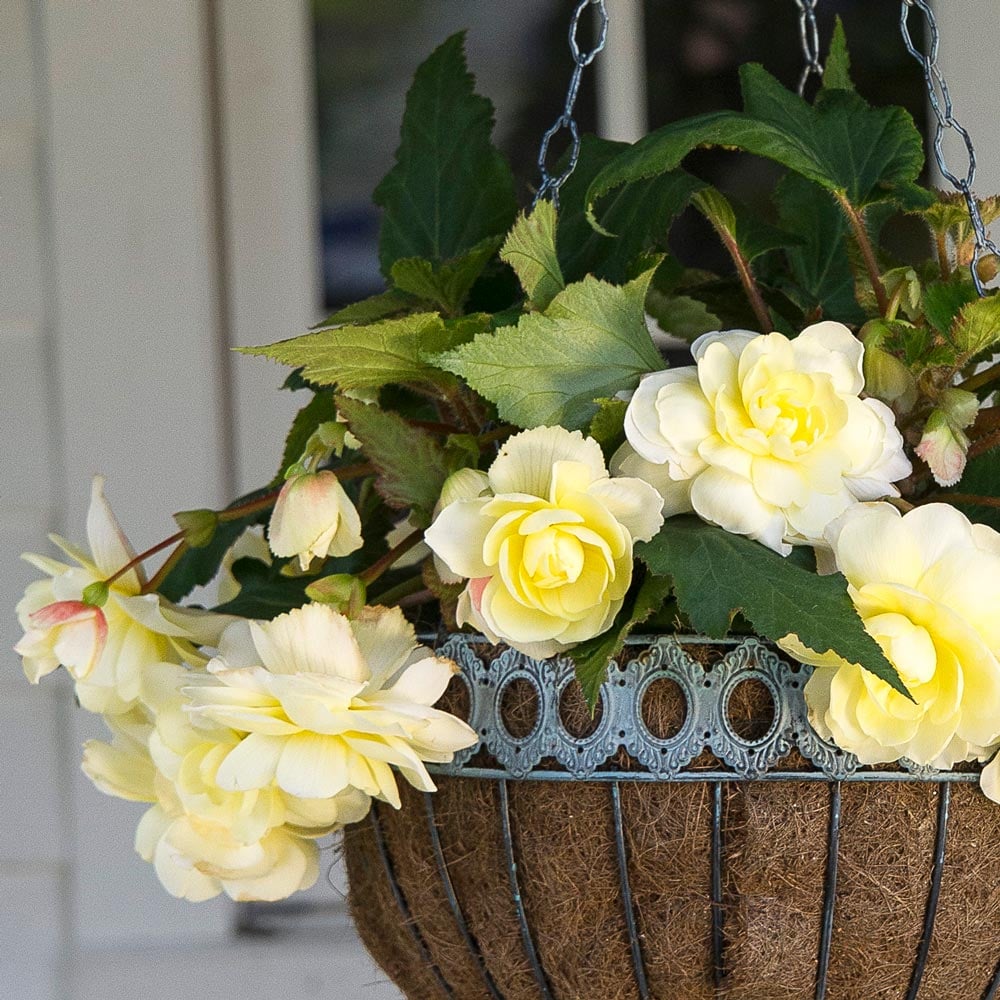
[430,634,979,785]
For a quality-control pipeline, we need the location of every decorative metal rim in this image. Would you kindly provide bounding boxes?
[429,633,983,785]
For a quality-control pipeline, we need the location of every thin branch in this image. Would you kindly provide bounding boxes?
[718,230,772,333]
[835,193,890,316]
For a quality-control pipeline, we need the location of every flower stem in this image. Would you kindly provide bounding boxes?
[834,193,890,316]
[371,574,427,607]
[716,229,772,334]
[141,541,190,595]
[936,231,951,280]
[958,361,1000,395]
[396,588,435,610]
[105,530,185,587]
[359,528,425,587]
[923,493,1000,509]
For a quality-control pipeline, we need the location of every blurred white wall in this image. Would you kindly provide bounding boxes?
[1,2,998,999]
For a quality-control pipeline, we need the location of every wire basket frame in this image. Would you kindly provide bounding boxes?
[352,635,1000,1000]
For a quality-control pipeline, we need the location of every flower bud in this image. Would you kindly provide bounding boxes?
[977,254,999,285]
[860,321,918,413]
[915,410,970,487]
[173,508,219,549]
[304,573,367,617]
[268,471,363,571]
[938,387,980,431]
[14,600,108,683]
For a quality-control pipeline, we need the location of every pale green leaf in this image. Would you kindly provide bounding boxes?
[389,235,502,314]
[432,270,664,430]
[500,201,564,310]
[645,291,722,342]
[951,294,1000,359]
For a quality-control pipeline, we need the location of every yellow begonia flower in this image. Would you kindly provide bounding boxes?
[82,662,369,902]
[424,426,665,659]
[14,477,231,714]
[777,503,1000,794]
[185,604,477,810]
[616,323,911,555]
[267,470,363,571]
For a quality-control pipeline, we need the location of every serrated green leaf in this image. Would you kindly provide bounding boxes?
[822,18,854,92]
[336,397,450,524]
[569,572,673,710]
[587,62,929,230]
[390,235,502,315]
[373,33,516,275]
[318,289,416,327]
[772,174,862,323]
[693,187,799,264]
[433,271,663,430]
[636,515,908,698]
[500,201,564,310]
[588,397,628,459]
[951,294,1000,359]
[645,291,721,342]
[923,277,979,337]
[241,313,466,392]
[557,135,705,283]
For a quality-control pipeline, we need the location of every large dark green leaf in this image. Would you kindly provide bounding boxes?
[587,63,929,231]
[944,449,1000,532]
[557,135,704,283]
[373,33,517,275]
[636,515,908,697]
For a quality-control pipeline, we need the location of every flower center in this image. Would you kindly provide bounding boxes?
[521,528,585,589]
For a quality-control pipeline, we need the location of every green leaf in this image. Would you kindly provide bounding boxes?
[241,313,473,392]
[336,397,451,524]
[587,62,929,230]
[822,18,854,92]
[433,270,663,430]
[943,450,1000,532]
[950,294,1000,359]
[500,201,564,310]
[568,573,674,710]
[693,188,799,264]
[771,174,862,323]
[636,516,908,698]
[645,291,721,342]
[318,289,416,327]
[389,235,502,315]
[557,135,704,283]
[213,557,310,620]
[588,397,628,459]
[373,33,517,275]
[276,391,339,482]
[923,277,979,337]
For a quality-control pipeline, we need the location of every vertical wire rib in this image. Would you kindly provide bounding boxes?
[498,779,554,1000]
[423,792,505,1000]
[906,782,951,1000]
[815,782,842,1000]
[711,781,725,991]
[610,782,651,1000]
[369,807,454,999]
[983,957,1000,1000]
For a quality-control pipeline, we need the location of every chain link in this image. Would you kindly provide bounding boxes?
[534,0,610,207]
[794,0,824,96]
[900,0,998,296]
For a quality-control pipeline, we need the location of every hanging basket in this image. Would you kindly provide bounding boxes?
[344,635,1000,1000]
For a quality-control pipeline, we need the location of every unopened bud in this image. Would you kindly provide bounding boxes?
[977,254,999,284]
[860,320,918,413]
[173,508,219,549]
[305,574,367,617]
[81,581,109,608]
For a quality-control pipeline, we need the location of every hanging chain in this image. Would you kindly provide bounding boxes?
[533,0,610,207]
[900,0,998,296]
[794,0,824,96]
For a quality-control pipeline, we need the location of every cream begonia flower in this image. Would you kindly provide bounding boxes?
[83,662,368,902]
[14,477,231,714]
[616,323,911,555]
[424,426,665,659]
[267,470,363,571]
[777,503,1000,787]
[185,604,477,810]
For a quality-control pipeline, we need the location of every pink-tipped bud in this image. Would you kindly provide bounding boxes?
[15,600,108,683]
